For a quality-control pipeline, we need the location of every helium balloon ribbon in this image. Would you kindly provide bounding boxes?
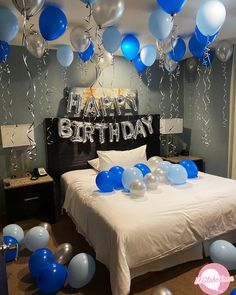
[0,63,8,124]
[36,58,45,117]
[23,54,37,159]
[195,65,202,121]
[173,64,180,118]
[158,60,167,148]
[169,73,174,119]
[62,67,68,87]
[84,3,93,40]
[221,62,227,128]
[146,67,152,90]
[110,54,115,87]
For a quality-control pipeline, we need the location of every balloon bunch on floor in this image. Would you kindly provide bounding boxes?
[96,157,199,197]
[2,222,96,294]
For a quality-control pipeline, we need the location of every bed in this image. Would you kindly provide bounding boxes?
[45,115,236,295]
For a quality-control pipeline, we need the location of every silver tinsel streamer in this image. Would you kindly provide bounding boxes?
[168,72,176,155]
[173,64,180,118]
[146,67,152,89]
[0,63,8,124]
[221,62,227,128]
[195,65,202,121]
[159,60,167,148]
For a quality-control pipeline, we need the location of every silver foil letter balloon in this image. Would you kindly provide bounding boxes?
[83,96,100,117]
[58,118,73,139]
[95,123,108,144]
[109,123,120,143]
[141,115,154,135]
[70,121,84,143]
[133,119,147,140]
[114,95,126,115]
[126,94,138,112]
[100,96,112,116]
[121,121,135,140]
[66,93,82,115]
[83,122,95,143]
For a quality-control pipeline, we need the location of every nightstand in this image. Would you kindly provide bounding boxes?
[162,155,205,172]
[3,175,56,224]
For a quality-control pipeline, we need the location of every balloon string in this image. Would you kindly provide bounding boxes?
[110,55,115,87]
[146,67,152,89]
[0,63,8,124]
[173,64,180,118]
[221,62,227,128]
[37,57,44,118]
[158,60,167,148]
[168,72,176,156]
[84,3,93,39]
[195,65,202,121]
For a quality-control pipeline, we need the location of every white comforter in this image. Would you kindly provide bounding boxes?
[62,170,236,295]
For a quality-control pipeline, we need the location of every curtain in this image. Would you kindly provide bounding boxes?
[228,45,236,179]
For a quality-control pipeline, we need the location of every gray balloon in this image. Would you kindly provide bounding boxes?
[25,31,47,58]
[186,57,198,73]
[156,35,178,55]
[216,40,233,63]
[12,0,45,19]
[54,243,73,265]
[144,173,159,190]
[92,0,125,28]
[164,56,178,73]
[70,26,90,52]
[153,286,173,295]
[153,168,167,183]
[130,179,146,198]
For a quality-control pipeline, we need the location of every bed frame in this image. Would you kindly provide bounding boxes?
[45,114,160,179]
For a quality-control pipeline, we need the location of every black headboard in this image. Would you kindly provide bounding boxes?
[45,115,160,179]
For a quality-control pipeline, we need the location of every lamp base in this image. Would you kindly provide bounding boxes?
[10,148,30,179]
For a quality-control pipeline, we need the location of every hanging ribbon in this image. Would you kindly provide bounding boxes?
[0,63,8,124]
[173,64,180,118]
[158,60,167,148]
[221,62,227,128]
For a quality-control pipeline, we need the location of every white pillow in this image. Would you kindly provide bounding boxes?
[97,145,147,171]
[88,158,100,171]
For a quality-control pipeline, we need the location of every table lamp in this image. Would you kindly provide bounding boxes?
[0,124,35,178]
[160,118,183,157]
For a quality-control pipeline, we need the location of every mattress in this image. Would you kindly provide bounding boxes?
[62,169,236,295]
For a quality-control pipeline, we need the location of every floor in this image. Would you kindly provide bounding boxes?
[5,215,236,295]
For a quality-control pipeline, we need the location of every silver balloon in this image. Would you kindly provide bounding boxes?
[39,222,52,233]
[133,119,147,139]
[109,123,120,143]
[25,30,47,58]
[121,121,135,140]
[144,173,158,190]
[141,116,154,135]
[71,121,84,143]
[216,40,233,63]
[156,35,178,55]
[130,179,146,198]
[92,0,125,28]
[95,123,108,144]
[12,0,45,19]
[114,95,126,115]
[54,243,73,265]
[153,168,167,183]
[186,57,198,73]
[153,286,173,295]
[100,96,112,116]
[70,26,90,52]
[94,51,113,70]
[83,122,95,143]
[66,93,83,115]
[58,118,73,139]
[147,156,163,172]
[164,56,178,72]
[83,96,100,117]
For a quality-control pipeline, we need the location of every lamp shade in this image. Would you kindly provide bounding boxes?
[160,118,183,135]
[0,124,35,148]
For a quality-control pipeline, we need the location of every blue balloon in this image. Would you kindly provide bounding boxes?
[4,236,20,262]
[167,164,187,185]
[109,166,125,190]
[199,50,215,67]
[189,35,206,58]
[0,6,19,42]
[157,161,172,173]
[209,240,236,270]
[140,44,157,67]
[57,45,74,67]
[0,41,10,63]
[122,167,144,191]
[196,1,226,37]
[121,34,140,61]
[149,8,174,41]
[157,0,187,15]
[179,160,198,179]
[80,0,97,4]
[37,262,68,293]
[78,42,95,62]
[134,163,151,177]
[168,37,186,62]
[96,171,114,192]
[102,26,122,54]
[39,5,68,41]
[29,248,54,279]
[195,26,218,46]
[68,253,96,288]
[134,54,147,74]
[230,289,236,295]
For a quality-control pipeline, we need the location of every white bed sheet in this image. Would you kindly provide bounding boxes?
[62,169,236,295]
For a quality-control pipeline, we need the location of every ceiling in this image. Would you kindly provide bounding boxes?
[1,0,236,57]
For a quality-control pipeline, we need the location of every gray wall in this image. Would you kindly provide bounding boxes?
[183,57,232,177]
[0,46,184,210]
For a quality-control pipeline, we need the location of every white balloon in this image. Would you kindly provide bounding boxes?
[24,226,49,252]
[144,173,159,190]
[3,224,24,244]
[153,168,167,183]
[147,156,163,172]
[140,45,157,67]
[70,26,90,52]
[130,179,146,198]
